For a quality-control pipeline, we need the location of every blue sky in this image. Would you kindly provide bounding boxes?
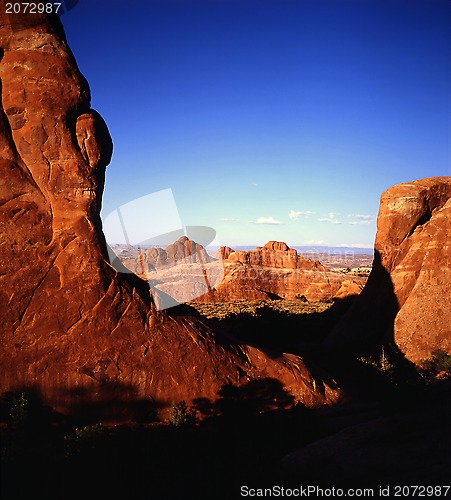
[61,0,451,248]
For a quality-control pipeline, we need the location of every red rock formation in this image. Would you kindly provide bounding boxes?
[0,9,340,414]
[197,242,365,302]
[327,177,451,363]
[217,245,234,260]
[228,241,327,271]
[146,236,211,269]
[145,247,168,269]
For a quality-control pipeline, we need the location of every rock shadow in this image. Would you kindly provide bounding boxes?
[320,249,424,402]
[192,377,296,420]
[63,381,163,424]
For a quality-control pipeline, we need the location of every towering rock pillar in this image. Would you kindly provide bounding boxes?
[327,177,451,363]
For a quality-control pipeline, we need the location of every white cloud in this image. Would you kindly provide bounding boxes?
[249,216,283,225]
[349,220,372,225]
[288,209,314,220]
[347,213,375,225]
[318,216,342,224]
[354,214,374,220]
[220,217,239,222]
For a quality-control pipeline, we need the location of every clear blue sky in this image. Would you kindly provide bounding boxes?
[61,0,451,248]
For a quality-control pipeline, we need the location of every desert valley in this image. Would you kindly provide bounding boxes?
[1,3,451,500]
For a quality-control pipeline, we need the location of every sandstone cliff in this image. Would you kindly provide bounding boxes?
[228,241,327,271]
[198,241,365,302]
[146,236,212,270]
[0,9,339,413]
[117,236,212,274]
[327,177,451,363]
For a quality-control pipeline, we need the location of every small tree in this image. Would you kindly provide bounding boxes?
[421,350,451,378]
[168,401,198,428]
[9,392,30,431]
[64,423,109,457]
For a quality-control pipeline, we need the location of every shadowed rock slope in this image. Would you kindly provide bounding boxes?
[0,8,339,413]
[327,177,451,363]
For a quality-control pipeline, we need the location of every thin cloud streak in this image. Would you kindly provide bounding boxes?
[249,216,283,225]
[289,209,314,220]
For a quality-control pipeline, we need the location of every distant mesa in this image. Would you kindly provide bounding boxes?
[116,239,367,304]
[149,235,212,266]
[226,240,327,271]
[197,241,366,303]
[119,236,213,274]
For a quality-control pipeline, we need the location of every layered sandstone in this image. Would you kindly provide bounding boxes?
[327,177,451,363]
[198,242,365,302]
[227,241,327,271]
[118,236,212,274]
[217,245,234,261]
[0,9,340,413]
[117,240,365,304]
[148,236,211,268]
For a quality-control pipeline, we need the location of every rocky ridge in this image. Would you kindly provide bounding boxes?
[198,241,365,302]
[119,236,212,274]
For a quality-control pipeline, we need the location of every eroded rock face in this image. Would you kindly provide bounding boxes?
[217,245,234,261]
[0,11,340,414]
[149,236,211,268]
[199,241,365,302]
[228,241,327,271]
[327,177,451,363]
[119,237,212,274]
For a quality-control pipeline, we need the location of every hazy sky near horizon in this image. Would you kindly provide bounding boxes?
[61,0,451,248]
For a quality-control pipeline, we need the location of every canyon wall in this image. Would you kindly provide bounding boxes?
[327,177,451,363]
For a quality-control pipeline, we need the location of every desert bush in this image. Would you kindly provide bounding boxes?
[9,392,30,431]
[2,392,40,461]
[168,401,198,428]
[421,350,451,378]
[64,423,109,457]
[358,347,394,376]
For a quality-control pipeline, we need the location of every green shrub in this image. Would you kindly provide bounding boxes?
[421,350,451,377]
[64,423,109,457]
[168,401,198,428]
[9,392,30,431]
[358,347,394,376]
